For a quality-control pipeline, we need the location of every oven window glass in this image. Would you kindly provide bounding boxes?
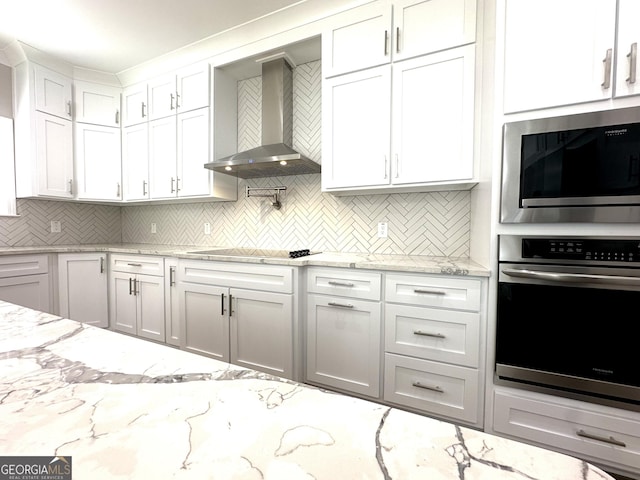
[520,123,640,202]
[496,282,637,387]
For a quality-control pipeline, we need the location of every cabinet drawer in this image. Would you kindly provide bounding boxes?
[493,389,640,476]
[384,353,479,424]
[180,260,293,294]
[385,274,481,311]
[385,304,479,367]
[110,255,164,276]
[307,267,381,300]
[0,255,49,278]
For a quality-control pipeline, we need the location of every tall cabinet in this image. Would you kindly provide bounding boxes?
[322,0,477,194]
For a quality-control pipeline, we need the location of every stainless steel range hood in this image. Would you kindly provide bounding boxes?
[205,56,320,179]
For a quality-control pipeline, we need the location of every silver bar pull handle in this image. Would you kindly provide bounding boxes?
[229,294,233,315]
[129,277,133,295]
[602,48,613,89]
[577,429,626,447]
[384,30,389,56]
[176,177,180,193]
[142,180,147,196]
[396,27,400,53]
[176,93,180,108]
[141,102,146,118]
[414,330,445,339]
[99,257,104,274]
[328,301,354,308]
[116,182,121,198]
[67,100,72,117]
[502,268,640,287]
[127,263,142,267]
[171,177,175,193]
[395,154,399,178]
[221,293,225,315]
[133,279,138,296]
[414,288,446,295]
[412,381,444,393]
[115,109,120,125]
[170,93,175,110]
[328,281,354,287]
[169,266,175,287]
[627,42,637,84]
[68,179,73,195]
[384,155,388,179]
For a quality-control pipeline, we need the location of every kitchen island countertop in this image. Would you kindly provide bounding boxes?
[0,300,612,479]
[0,243,490,277]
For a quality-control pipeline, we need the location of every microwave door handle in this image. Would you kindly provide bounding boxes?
[502,268,640,287]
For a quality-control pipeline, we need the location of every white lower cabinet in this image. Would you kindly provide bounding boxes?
[109,255,165,342]
[383,273,484,426]
[305,268,382,398]
[177,260,296,379]
[492,387,640,478]
[0,254,51,313]
[58,253,108,327]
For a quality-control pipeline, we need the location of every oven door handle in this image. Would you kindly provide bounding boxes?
[502,268,640,287]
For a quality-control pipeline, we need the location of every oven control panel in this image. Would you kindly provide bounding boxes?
[522,238,640,262]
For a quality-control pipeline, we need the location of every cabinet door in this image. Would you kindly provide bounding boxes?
[33,64,72,119]
[176,107,210,197]
[503,0,616,113]
[392,45,475,184]
[164,259,180,347]
[74,81,121,127]
[179,282,229,361]
[306,294,381,397]
[58,253,108,327]
[393,0,476,62]
[110,271,138,335]
[615,0,640,98]
[122,83,148,126]
[322,66,391,189]
[177,63,210,113]
[75,124,122,201]
[122,123,149,201]
[148,117,177,199]
[35,112,73,198]
[230,289,293,379]
[148,75,176,121]
[136,274,165,342]
[322,3,392,77]
[0,274,50,312]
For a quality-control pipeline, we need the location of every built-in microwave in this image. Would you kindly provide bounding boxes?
[500,106,640,223]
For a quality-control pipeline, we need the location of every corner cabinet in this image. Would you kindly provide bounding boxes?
[13,62,74,199]
[177,260,296,380]
[58,253,108,327]
[321,0,477,194]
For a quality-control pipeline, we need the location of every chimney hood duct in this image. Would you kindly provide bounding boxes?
[205,55,320,179]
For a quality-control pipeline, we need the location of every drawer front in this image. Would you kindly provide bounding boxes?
[180,260,293,294]
[493,389,640,476]
[110,254,164,276]
[384,353,479,424]
[0,255,49,278]
[385,274,481,311]
[307,267,381,300]
[385,304,479,367]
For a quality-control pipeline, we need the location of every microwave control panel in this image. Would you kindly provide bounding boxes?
[522,238,640,262]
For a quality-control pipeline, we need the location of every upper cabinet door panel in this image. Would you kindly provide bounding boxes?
[322,3,392,78]
[176,63,210,113]
[34,64,72,119]
[74,81,122,127]
[35,112,73,198]
[393,0,476,62]
[615,0,640,98]
[503,0,616,113]
[122,83,148,127]
[148,75,176,121]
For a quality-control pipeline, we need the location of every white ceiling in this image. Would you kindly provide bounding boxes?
[0,0,308,73]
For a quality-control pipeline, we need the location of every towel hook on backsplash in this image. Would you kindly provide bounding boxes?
[246,186,287,210]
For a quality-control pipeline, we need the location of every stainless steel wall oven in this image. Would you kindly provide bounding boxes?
[501,106,640,223]
[496,235,640,411]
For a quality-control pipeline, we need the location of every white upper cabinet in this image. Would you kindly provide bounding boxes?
[148,115,177,199]
[615,0,640,98]
[176,107,211,198]
[122,123,149,201]
[34,112,74,198]
[74,81,122,127]
[34,64,73,119]
[74,123,122,201]
[323,0,476,78]
[122,83,148,126]
[148,63,210,121]
[502,0,619,113]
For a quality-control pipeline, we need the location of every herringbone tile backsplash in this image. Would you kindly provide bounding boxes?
[0,60,470,257]
[121,61,471,257]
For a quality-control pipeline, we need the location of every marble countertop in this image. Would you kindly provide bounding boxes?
[0,244,490,277]
[0,300,612,479]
